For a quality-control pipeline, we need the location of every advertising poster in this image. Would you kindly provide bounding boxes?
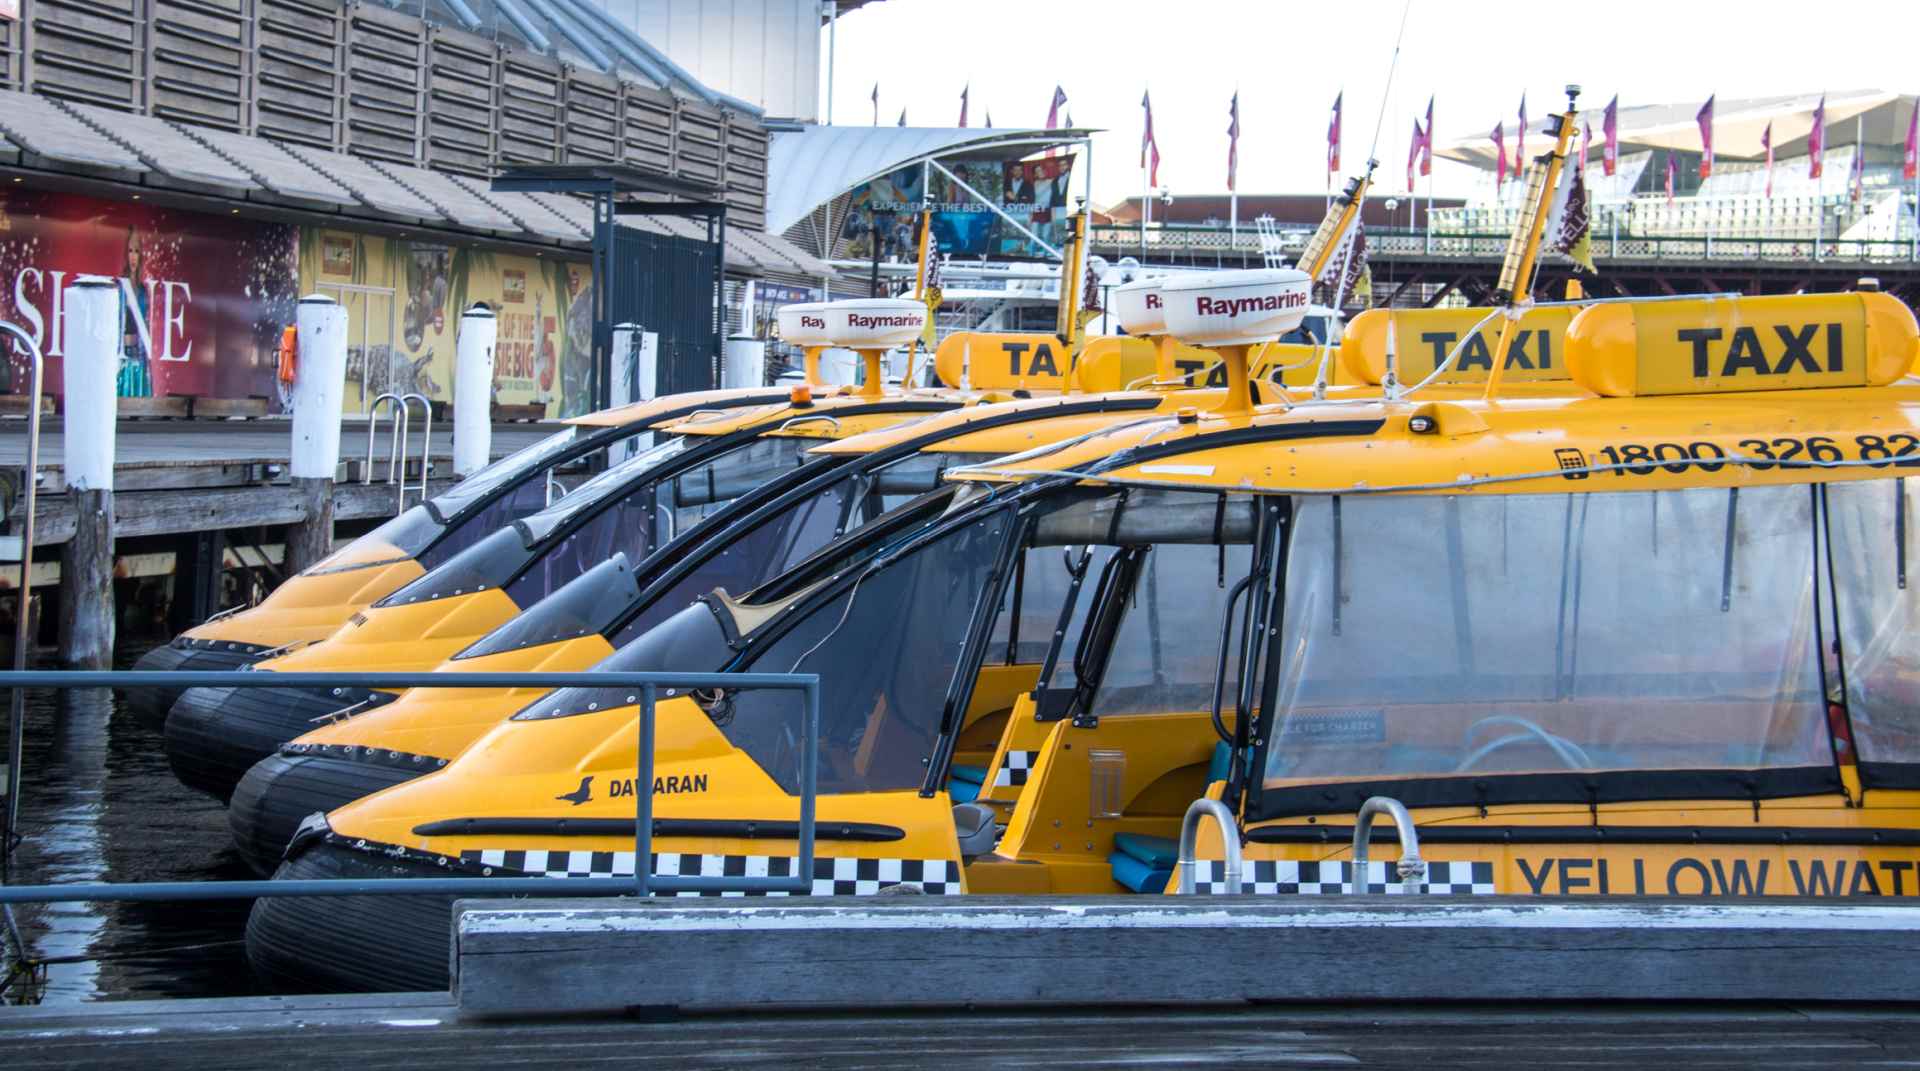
[0,189,299,404]
[299,229,594,416]
[842,153,1076,261]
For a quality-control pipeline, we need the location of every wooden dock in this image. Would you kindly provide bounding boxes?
[0,416,560,658]
[0,417,560,547]
[2,992,1917,1068]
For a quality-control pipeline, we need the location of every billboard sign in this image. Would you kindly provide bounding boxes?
[843,153,1076,261]
[0,188,299,404]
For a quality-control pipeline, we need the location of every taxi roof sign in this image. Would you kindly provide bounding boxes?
[1341,306,1579,386]
[1567,292,1918,397]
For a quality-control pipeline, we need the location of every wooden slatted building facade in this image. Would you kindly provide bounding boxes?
[0,0,771,233]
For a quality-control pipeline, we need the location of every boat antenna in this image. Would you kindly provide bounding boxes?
[1364,0,1414,167]
[1482,84,1582,401]
[1294,1,1408,284]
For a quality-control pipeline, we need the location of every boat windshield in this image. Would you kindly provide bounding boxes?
[1253,486,1832,818]
[415,427,605,571]
[453,554,644,660]
[513,436,690,544]
[711,504,1019,794]
[304,505,445,573]
[1820,478,1920,787]
[503,435,812,609]
[1085,543,1255,717]
[604,450,997,650]
[425,426,582,521]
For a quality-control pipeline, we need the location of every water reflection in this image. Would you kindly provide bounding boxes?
[3,644,257,1004]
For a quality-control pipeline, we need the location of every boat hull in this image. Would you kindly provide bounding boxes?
[165,683,384,802]
[229,750,433,875]
[121,639,269,732]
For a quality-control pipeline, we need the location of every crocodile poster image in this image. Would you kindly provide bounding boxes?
[300,228,593,416]
[0,189,299,405]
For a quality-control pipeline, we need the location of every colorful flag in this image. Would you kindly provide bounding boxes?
[1141,90,1161,187]
[1665,152,1677,206]
[1327,91,1343,175]
[870,83,879,126]
[1491,121,1508,186]
[1809,95,1826,180]
[1419,96,1434,177]
[1406,118,1422,192]
[1602,95,1619,177]
[1517,94,1528,163]
[1761,121,1775,198]
[1580,119,1592,175]
[920,223,943,351]
[1227,91,1241,191]
[1547,160,1596,273]
[1316,218,1370,308]
[1904,101,1918,181]
[1046,86,1067,130]
[957,84,969,128]
[1696,95,1714,179]
[1851,143,1866,203]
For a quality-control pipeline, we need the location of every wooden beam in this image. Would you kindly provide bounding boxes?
[22,479,460,545]
[453,896,1920,1017]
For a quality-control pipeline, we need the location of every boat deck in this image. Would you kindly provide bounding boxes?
[2,993,1916,1068]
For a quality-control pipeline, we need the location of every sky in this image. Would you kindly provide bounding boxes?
[819,0,1918,208]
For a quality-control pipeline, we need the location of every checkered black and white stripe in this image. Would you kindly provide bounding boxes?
[1185,859,1496,895]
[459,849,962,896]
[992,750,1040,787]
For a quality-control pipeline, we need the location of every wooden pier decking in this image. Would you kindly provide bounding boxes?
[2,993,1917,1068]
[0,418,560,547]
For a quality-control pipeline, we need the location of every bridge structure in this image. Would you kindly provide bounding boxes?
[1091,224,1920,308]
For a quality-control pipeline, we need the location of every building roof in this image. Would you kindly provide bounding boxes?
[360,0,761,114]
[0,88,830,278]
[1437,90,1917,170]
[767,125,1093,234]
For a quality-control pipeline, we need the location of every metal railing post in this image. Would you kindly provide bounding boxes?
[635,681,655,897]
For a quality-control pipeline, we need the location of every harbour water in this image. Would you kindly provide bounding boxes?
[2,642,260,1005]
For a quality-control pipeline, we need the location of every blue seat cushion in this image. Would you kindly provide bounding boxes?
[1110,851,1172,894]
[948,776,981,804]
[950,763,988,785]
[1113,832,1179,870]
[1207,741,1232,784]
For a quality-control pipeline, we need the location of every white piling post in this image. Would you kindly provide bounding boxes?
[453,303,496,479]
[722,336,766,389]
[58,276,120,667]
[287,294,349,573]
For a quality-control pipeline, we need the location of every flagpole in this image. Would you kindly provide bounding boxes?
[1425,162,1434,253]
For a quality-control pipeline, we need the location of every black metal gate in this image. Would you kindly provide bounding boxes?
[596,222,721,401]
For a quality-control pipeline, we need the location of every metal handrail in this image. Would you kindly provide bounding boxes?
[1351,796,1425,894]
[776,414,841,434]
[365,392,406,492]
[0,668,820,902]
[365,393,433,514]
[1175,797,1242,894]
[0,319,43,870]
[400,392,432,510]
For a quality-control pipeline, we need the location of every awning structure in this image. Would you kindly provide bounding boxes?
[767,125,1094,235]
[1436,90,1916,169]
[0,88,830,278]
